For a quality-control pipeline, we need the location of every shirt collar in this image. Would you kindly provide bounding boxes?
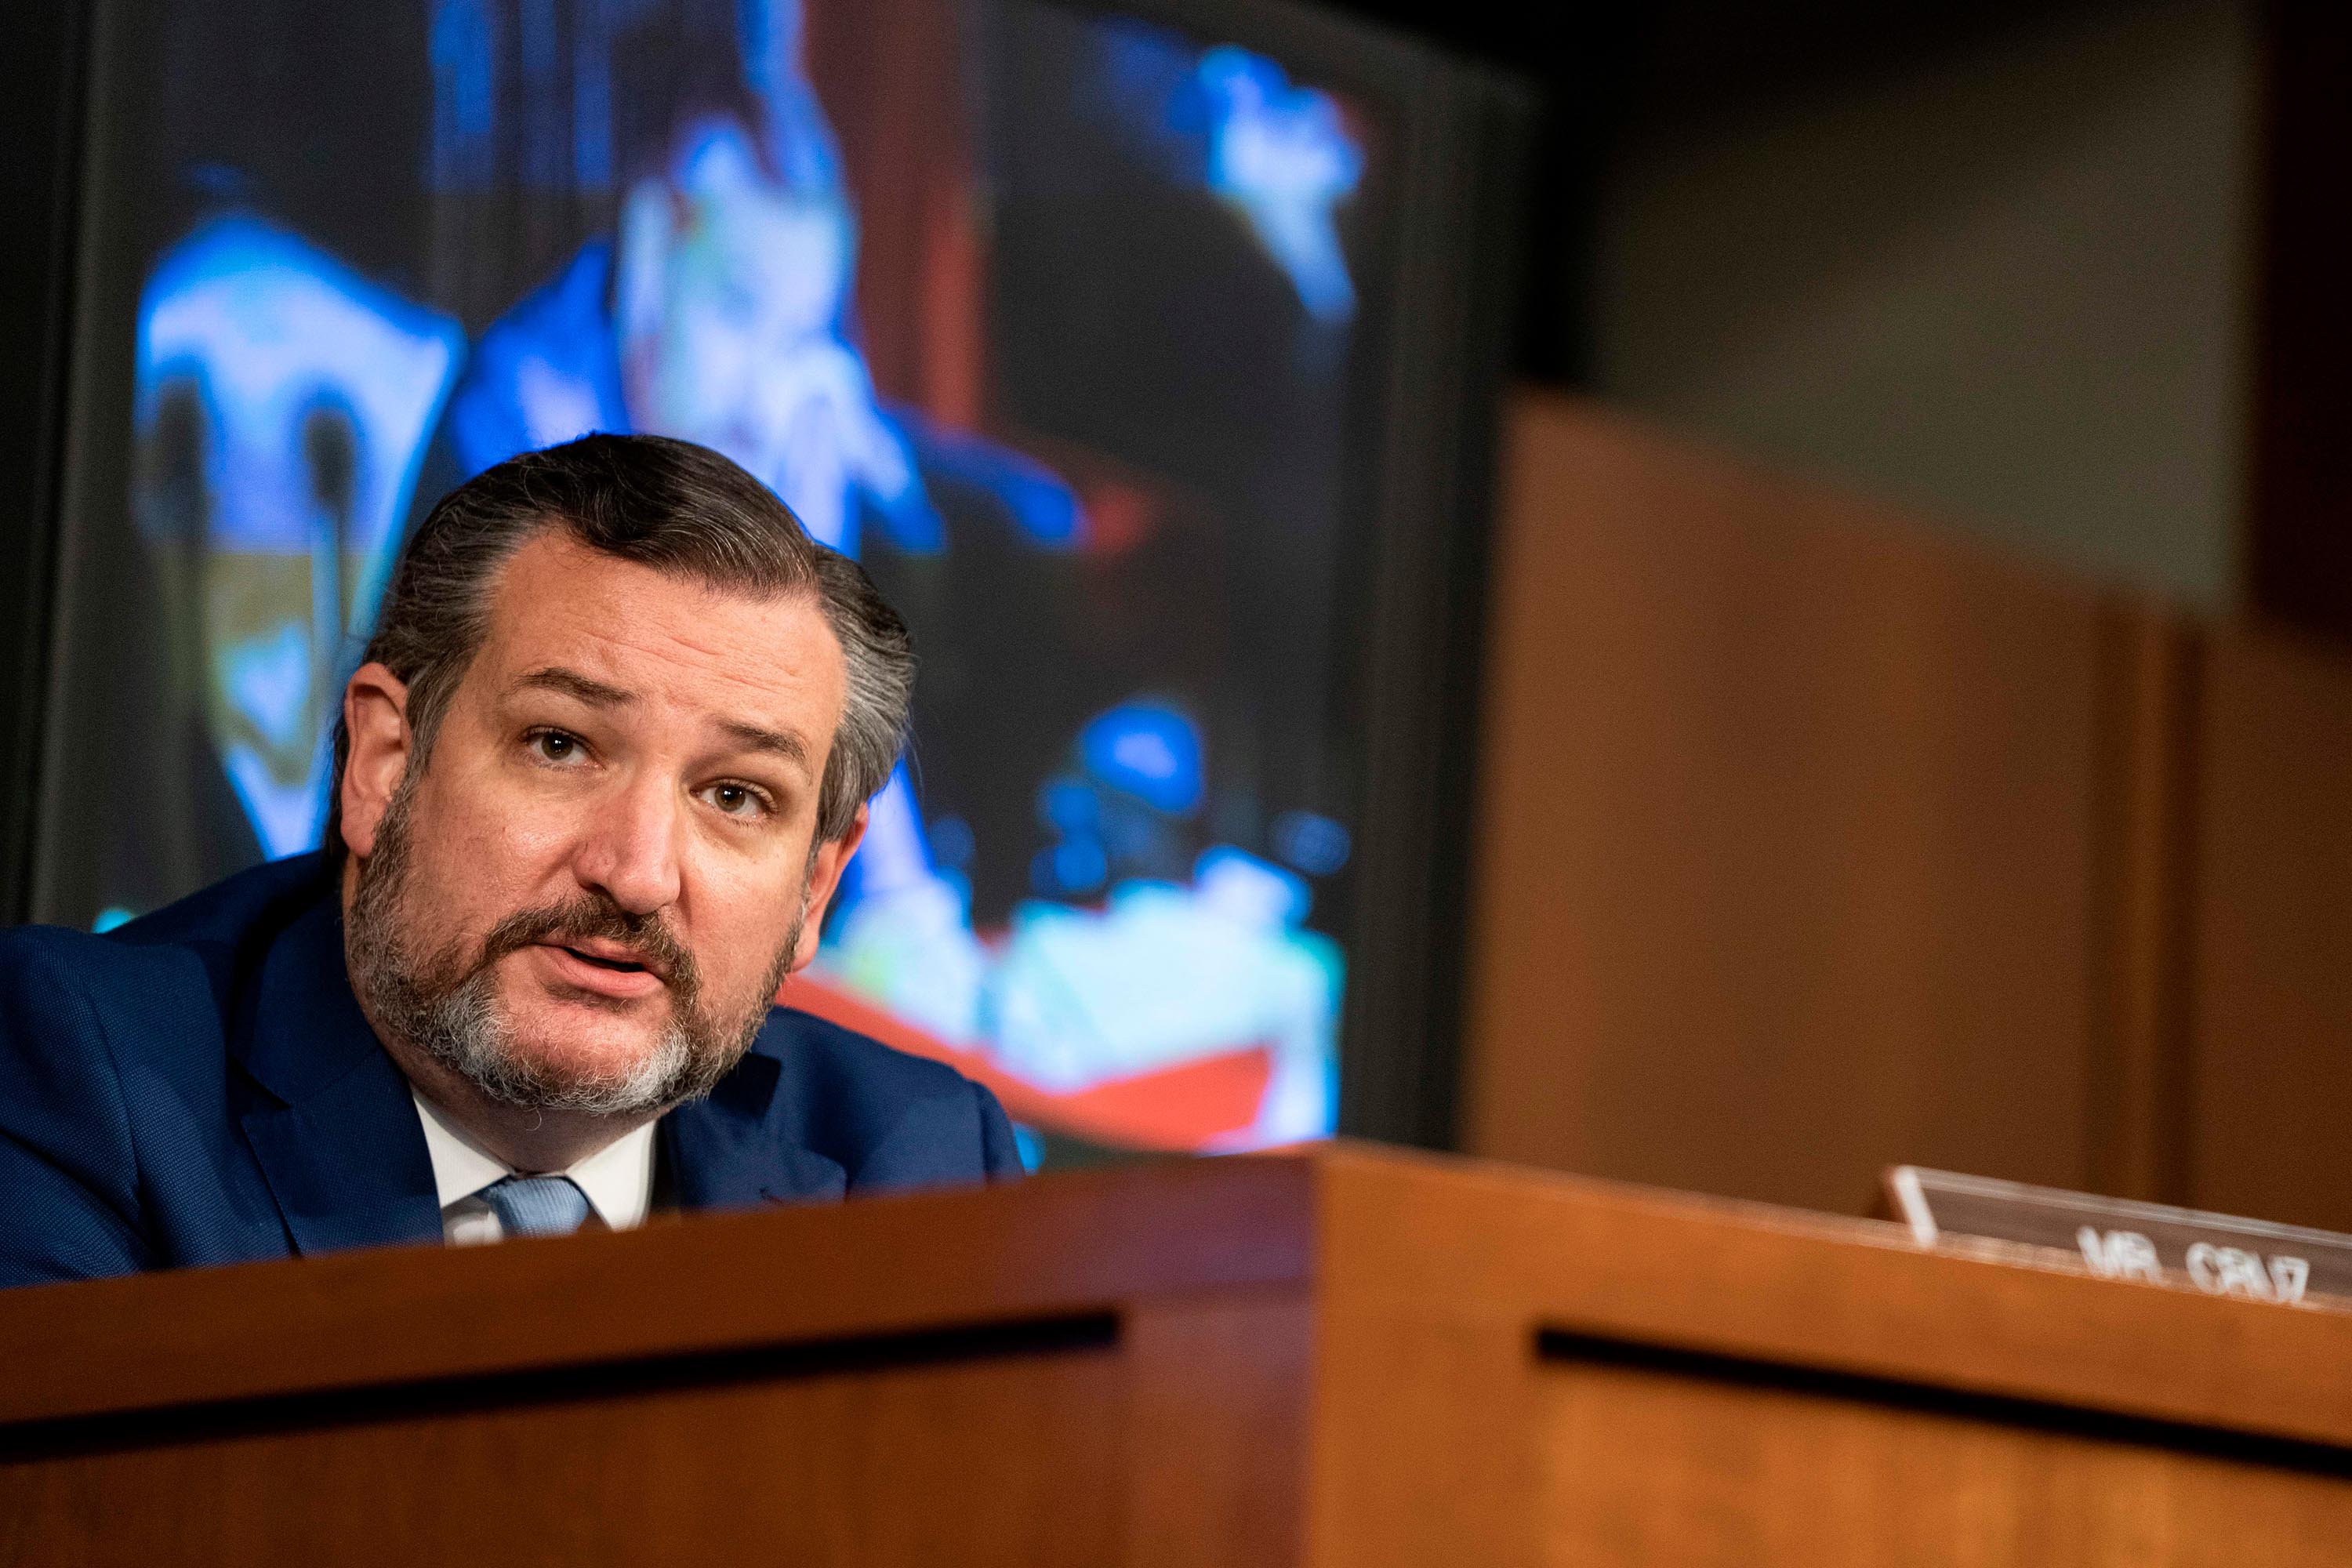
[409,1089,655,1232]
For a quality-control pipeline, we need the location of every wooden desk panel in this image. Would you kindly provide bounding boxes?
[1319,1149,2352,1447]
[1296,1149,2352,1568]
[1537,1357,2350,1568]
[0,1151,1314,1428]
[1,1332,1127,1567]
[2,1147,2347,1567]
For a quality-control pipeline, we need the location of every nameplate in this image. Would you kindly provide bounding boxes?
[1883,1167,2352,1308]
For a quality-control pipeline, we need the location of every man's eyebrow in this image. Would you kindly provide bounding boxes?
[718,719,813,771]
[514,666,811,771]
[515,666,634,706]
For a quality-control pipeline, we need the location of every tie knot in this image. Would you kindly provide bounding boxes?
[482,1174,593,1239]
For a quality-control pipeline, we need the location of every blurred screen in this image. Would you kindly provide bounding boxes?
[42,0,1398,1158]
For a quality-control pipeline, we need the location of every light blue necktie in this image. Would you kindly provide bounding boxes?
[481,1174,593,1239]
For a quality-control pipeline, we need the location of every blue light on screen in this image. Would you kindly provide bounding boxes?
[136,213,463,860]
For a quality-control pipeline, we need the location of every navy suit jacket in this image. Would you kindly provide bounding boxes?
[0,854,1022,1289]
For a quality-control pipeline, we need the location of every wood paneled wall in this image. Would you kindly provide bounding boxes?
[2188,627,2352,1230]
[1463,394,2109,1213]
[1461,392,2350,1228]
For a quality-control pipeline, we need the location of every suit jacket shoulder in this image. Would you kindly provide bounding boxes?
[757,1007,1025,1189]
[0,922,154,1281]
[0,916,284,1284]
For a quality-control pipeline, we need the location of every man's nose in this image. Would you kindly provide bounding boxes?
[570,772,684,916]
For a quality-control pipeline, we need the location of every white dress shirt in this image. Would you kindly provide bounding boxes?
[411,1089,656,1244]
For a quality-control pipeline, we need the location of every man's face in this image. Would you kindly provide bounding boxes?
[615,121,855,484]
[339,531,860,1114]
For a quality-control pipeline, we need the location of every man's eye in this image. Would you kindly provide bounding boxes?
[528,731,583,763]
[706,782,769,818]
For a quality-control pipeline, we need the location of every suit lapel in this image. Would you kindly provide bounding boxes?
[234,895,444,1257]
[661,1049,846,1211]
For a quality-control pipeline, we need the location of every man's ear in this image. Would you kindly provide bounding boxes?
[789,802,869,975]
[339,662,412,860]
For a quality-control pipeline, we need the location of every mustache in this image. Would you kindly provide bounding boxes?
[479,894,701,1000]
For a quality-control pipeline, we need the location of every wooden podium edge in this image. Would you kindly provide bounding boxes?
[0,1153,1317,1429]
[1312,1145,2352,1453]
[5,1142,2349,1459]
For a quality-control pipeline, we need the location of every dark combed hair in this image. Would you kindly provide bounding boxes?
[327,433,913,855]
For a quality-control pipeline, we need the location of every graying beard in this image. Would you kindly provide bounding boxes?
[408,967,705,1116]
[347,780,798,1119]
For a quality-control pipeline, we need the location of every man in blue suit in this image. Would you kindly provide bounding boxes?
[0,434,1021,1290]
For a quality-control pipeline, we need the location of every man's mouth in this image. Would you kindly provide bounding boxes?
[534,939,670,998]
[564,946,647,973]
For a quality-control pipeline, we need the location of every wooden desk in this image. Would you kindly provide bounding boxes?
[3,1144,2347,1564]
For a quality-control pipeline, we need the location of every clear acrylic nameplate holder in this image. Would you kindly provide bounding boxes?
[1882,1166,2352,1310]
